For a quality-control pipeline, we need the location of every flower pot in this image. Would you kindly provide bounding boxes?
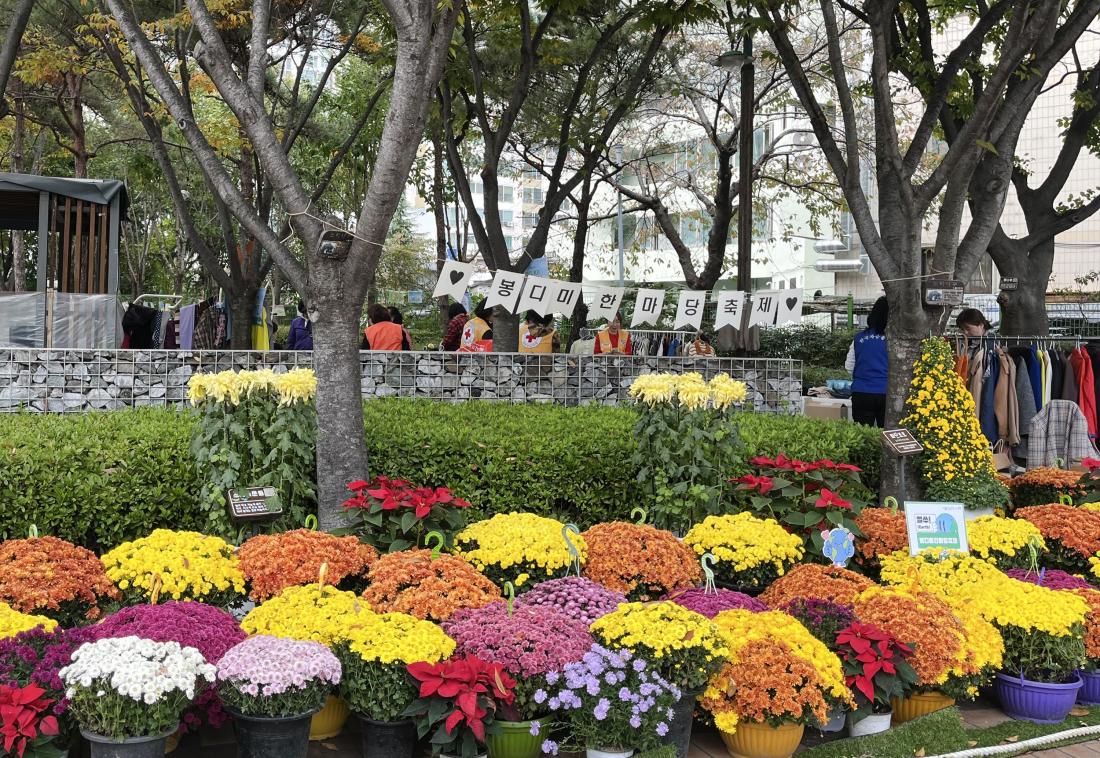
[719,721,804,758]
[662,687,702,758]
[994,671,1083,724]
[586,749,634,758]
[81,728,177,758]
[847,710,892,737]
[164,729,182,753]
[309,695,349,740]
[227,707,315,758]
[1079,670,1100,705]
[358,716,417,758]
[486,720,543,758]
[818,708,846,733]
[890,691,955,724]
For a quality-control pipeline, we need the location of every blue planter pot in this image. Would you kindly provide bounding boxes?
[1078,670,1100,705]
[994,672,1083,724]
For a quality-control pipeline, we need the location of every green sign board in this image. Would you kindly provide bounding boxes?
[904,501,968,555]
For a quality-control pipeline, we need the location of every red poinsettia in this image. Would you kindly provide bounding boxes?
[814,488,853,510]
[406,656,515,749]
[0,683,58,757]
[343,477,472,553]
[732,474,774,494]
[1083,458,1100,472]
[835,622,918,718]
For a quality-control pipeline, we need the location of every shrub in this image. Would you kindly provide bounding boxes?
[759,324,854,368]
[0,401,882,547]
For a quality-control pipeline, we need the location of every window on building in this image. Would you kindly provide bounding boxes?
[521,213,539,229]
[790,278,797,289]
[523,187,544,204]
[503,236,515,252]
[471,181,483,194]
[500,186,514,203]
[499,210,514,225]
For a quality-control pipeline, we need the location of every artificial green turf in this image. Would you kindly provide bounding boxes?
[964,704,1100,749]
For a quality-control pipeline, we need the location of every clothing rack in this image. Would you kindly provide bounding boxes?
[133,293,183,311]
[579,327,695,340]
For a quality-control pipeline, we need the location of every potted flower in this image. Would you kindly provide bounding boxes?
[514,577,626,626]
[663,588,768,618]
[778,599,856,733]
[589,602,727,758]
[1016,504,1100,575]
[236,529,378,601]
[361,550,500,622]
[342,477,471,553]
[0,683,62,758]
[334,611,455,758]
[581,522,700,601]
[241,584,372,740]
[702,610,851,758]
[966,516,1046,569]
[852,508,907,578]
[0,602,56,641]
[538,643,680,758]
[682,513,803,594]
[1071,589,1100,705]
[403,655,516,758]
[759,564,874,608]
[455,513,586,589]
[1007,467,1085,511]
[0,536,120,626]
[444,603,591,758]
[835,621,919,736]
[216,636,342,758]
[59,636,215,757]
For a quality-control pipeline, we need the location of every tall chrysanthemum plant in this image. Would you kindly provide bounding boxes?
[188,369,318,536]
[628,373,748,532]
[902,338,1008,512]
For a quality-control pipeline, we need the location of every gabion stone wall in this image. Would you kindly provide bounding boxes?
[0,350,802,413]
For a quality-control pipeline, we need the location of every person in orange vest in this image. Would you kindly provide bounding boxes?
[459,300,494,352]
[594,312,632,355]
[518,310,560,353]
[361,303,407,350]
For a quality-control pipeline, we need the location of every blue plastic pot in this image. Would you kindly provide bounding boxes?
[994,671,1083,724]
[1078,670,1100,705]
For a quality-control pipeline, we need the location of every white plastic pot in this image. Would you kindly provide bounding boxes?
[847,710,892,737]
[587,749,634,758]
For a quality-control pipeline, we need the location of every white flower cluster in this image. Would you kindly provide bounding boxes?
[60,636,215,706]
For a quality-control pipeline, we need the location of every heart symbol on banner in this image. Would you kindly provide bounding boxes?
[450,270,465,285]
[786,297,798,311]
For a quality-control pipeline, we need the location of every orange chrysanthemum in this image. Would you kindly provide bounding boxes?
[1074,588,1100,662]
[0,536,120,624]
[853,508,908,563]
[237,529,378,601]
[361,549,500,622]
[582,522,701,601]
[760,564,874,608]
[1017,505,1100,559]
[1009,469,1086,510]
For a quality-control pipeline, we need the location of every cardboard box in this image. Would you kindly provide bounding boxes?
[803,397,850,421]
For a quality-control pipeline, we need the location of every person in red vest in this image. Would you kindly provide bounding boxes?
[594,312,632,355]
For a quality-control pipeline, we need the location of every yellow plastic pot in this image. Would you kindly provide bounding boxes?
[890,691,955,724]
[309,695,350,740]
[719,720,805,758]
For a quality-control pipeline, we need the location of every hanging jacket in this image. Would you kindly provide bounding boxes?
[1063,354,1080,407]
[1050,351,1065,401]
[979,350,999,444]
[995,348,1020,447]
[1028,345,1043,411]
[1027,399,1100,468]
[1014,355,1038,459]
[1072,347,1098,439]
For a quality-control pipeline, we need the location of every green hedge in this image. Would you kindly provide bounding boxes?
[0,400,879,549]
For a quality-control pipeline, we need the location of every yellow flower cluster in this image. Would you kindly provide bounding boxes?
[683,513,804,573]
[629,372,748,411]
[101,529,245,602]
[241,584,373,646]
[966,516,1046,565]
[590,601,728,663]
[901,338,995,483]
[0,601,57,640]
[343,612,455,665]
[187,368,317,406]
[951,601,1005,675]
[1090,555,1100,581]
[879,550,1005,597]
[455,513,586,585]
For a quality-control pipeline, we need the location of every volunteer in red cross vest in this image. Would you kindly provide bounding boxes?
[594,313,632,355]
[518,310,559,354]
[459,300,494,352]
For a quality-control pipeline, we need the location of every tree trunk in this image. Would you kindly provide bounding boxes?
[66,73,89,178]
[9,78,26,291]
[493,308,519,353]
[995,238,1053,337]
[229,289,255,350]
[431,133,450,328]
[311,279,367,529]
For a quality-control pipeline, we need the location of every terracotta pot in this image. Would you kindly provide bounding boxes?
[719,720,804,758]
[308,695,349,740]
[890,691,955,724]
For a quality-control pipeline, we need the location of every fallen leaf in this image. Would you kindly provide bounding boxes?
[1003,736,1018,743]
[321,743,337,751]
[1070,706,1090,716]
[967,742,978,748]
[914,749,925,757]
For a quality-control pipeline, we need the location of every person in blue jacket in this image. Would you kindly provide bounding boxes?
[845,296,889,426]
[287,300,313,350]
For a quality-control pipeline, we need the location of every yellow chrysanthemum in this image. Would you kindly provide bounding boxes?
[241,583,373,646]
[101,529,245,603]
[0,602,57,639]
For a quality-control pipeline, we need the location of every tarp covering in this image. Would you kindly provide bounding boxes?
[0,292,122,348]
[0,293,45,347]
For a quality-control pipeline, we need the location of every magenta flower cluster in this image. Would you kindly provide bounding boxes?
[217,636,341,696]
[663,587,768,618]
[444,602,592,677]
[515,578,626,626]
[87,602,246,731]
[0,625,98,715]
[1006,568,1093,591]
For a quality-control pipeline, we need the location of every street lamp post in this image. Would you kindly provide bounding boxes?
[717,34,755,294]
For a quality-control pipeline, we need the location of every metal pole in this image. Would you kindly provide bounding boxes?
[737,34,754,293]
[616,144,625,287]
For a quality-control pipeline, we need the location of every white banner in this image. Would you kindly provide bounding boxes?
[432,259,476,301]
[748,290,780,328]
[587,287,625,323]
[484,270,525,314]
[673,290,708,331]
[548,281,583,315]
[517,276,555,316]
[714,290,746,330]
[776,289,804,326]
[631,288,665,328]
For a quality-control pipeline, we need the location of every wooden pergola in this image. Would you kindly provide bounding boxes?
[0,172,128,295]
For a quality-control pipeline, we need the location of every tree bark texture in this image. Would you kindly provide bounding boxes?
[9,78,26,291]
